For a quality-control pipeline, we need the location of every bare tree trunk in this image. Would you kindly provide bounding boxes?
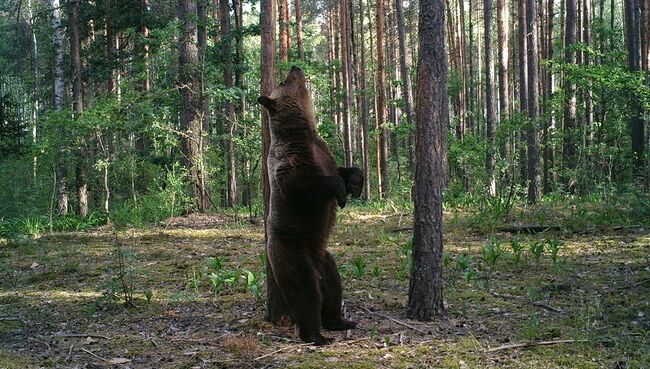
[497,0,510,121]
[220,0,238,207]
[395,0,415,172]
[49,0,68,215]
[340,0,354,167]
[278,0,290,62]
[179,0,208,212]
[357,0,371,199]
[485,0,497,196]
[295,0,304,60]
[406,0,447,321]
[563,0,578,191]
[376,0,390,199]
[518,0,530,187]
[69,0,88,217]
[526,0,542,203]
[624,0,646,176]
[261,0,289,325]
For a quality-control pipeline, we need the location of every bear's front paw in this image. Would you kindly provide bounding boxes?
[335,176,347,208]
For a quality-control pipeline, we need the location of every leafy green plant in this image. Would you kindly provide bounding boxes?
[455,254,470,271]
[242,269,264,300]
[509,236,524,265]
[348,257,367,278]
[208,269,238,294]
[546,239,562,265]
[207,256,225,271]
[144,289,153,304]
[482,238,503,268]
[186,268,202,292]
[372,265,383,278]
[529,241,545,260]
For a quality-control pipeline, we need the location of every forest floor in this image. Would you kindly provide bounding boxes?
[1,202,649,368]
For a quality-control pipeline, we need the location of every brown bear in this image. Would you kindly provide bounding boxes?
[258,66,357,345]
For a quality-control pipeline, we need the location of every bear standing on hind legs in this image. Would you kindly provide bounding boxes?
[258,66,358,345]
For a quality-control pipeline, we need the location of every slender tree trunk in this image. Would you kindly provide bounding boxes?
[406,0,447,321]
[69,0,88,217]
[563,0,579,191]
[526,0,542,203]
[485,0,497,196]
[497,0,510,121]
[278,0,290,62]
[261,0,289,325]
[357,0,371,199]
[340,0,354,167]
[295,0,305,60]
[395,0,415,172]
[179,0,208,212]
[49,0,68,215]
[624,0,646,175]
[376,0,390,199]
[220,0,238,207]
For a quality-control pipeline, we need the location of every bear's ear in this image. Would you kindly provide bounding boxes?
[257,96,277,111]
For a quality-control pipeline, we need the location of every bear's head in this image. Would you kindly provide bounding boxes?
[257,66,316,132]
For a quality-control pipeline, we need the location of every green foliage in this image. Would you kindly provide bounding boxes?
[481,238,503,268]
[529,241,546,261]
[348,256,368,278]
[509,236,524,265]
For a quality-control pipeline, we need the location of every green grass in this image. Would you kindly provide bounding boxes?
[0,204,648,368]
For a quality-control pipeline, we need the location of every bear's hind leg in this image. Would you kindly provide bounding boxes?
[319,251,358,331]
[270,252,333,345]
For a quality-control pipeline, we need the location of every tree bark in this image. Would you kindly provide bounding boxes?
[69,0,88,217]
[406,0,447,321]
[49,0,68,215]
[357,0,371,199]
[563,0,578,191]
[526,0,542,203]
[497,0,510,121]
[178,0,208,212]
[261,0,289,325]
[220,0,238,207]
[624,0,646,175]
[295,0,304,60]
[395,0,415,172]
[485,0,497,196]
[376,0,390,199]
[340,0,354,167]
[278,0,290,62]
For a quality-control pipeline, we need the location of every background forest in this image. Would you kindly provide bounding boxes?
[1,0,650,368]
[0,0,649,227]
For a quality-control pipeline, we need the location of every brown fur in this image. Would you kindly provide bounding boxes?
[258,66,356,345]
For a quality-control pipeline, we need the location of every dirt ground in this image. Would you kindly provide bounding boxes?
[1,207,648,368]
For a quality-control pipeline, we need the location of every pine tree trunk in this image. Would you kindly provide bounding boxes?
[278,0,290,62]
[220,0,238,207]
[376,0,390,199]
[261,0,289,325]
[406,0,447,321]
[484,0,497,196]
[357,0,371,199]
[69,0,88,217]
[49,0,68,215]
[518,0,528,188]
[624,0,646,176]
[340,0,354,167]
[526,0,542,203]
[295,0,304,60]
[395,0,415,172]
[179,0,208,212]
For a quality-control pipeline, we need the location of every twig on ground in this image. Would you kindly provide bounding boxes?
[80,348,111,363]
[486,339,585,353]
[361,307,428,335]
[254,342,313,361]
[46,333,111,340]
[0,317,26,324]
[489,291,564,313]
[65,344,74,362]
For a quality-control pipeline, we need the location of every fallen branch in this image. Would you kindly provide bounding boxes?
[254,342,313,361]
[361,307,428,335]
[46,333,111,340]
[486,339,585,353]
[80,348,110,363]
[0,317,26,324]
[496,225,562,234]
[489,291,564,313]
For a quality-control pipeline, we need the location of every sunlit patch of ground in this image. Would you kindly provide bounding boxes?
[0,207,648,368]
